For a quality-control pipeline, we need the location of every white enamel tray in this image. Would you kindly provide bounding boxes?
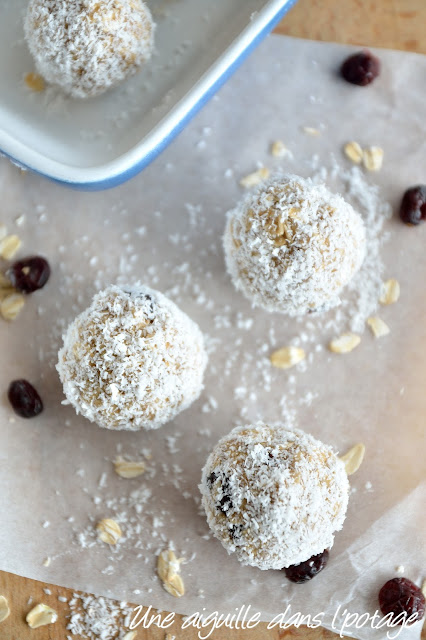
[0,0,297,189]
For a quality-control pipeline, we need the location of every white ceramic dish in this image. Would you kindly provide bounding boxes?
[0,0,297,190]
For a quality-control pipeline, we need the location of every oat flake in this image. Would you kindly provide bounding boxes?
[239,167,270,188]
[0,293,25,321]
[343,141,363,165]
[270,346,306,369]
[362,147,384,172]
[367,316,390,338]
[271,140,288,157]
[303,126,321,136]
[329,333,361,354]
[339,443,365,475]
[157,550,185,598]
[25,72,45,92]
[26,603,58,629]
[114,457,146,478]
[0,235,21,260]
[0,596,10,623]
[380,279,400,305]
[96,518,122,545]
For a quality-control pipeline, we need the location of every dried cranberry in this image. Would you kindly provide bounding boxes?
[218,477,233,514]
[379,578,425,625]
[284,550,329,583]
[8,379,43,418]
[219,493,233,513]
[341,50,380,86]
[228,524,243,541]
[399,185,426,225]
[7,256,50,293]
[207,471,218,486]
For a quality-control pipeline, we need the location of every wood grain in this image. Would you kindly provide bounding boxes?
[274,0,426,54]
[2,1,425,638]
[0,570,334,639]
[0,570,424,639]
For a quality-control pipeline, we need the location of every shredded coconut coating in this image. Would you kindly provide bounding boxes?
[200,423,349,570]
[24,0,155,98]
[57,285,207,431]
[224,174,366,315]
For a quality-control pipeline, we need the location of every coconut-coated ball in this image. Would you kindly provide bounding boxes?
[57,285,207,431]
[200,423,349,570]
[224,174,366,315]
[24,0,155,98]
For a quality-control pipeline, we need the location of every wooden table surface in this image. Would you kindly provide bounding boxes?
[275,0,426,53]
[2,0,425,638]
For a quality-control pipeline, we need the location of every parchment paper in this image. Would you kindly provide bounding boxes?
[1,36,425,640]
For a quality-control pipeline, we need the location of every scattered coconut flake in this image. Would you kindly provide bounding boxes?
[26,603,58,629]
[42,557,51,567]
[367,316,390,338]
[339,443,365,475]
[67,592,134,640]
[329,333,361,354]
[303,126,320,136]
[380,279,400,305]
[270,346,306,369]
[239,167,270,188]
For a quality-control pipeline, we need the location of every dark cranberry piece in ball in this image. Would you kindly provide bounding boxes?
[7,256,50,293]
[8,379,43,418]
[228,524,243,541]
[399,185,426,225]
[219,492,233,513]
[341,50,380,86]
[284,550,329,583]
[379,578,425,625]
[207,471,218,486]
[218,477,233,514]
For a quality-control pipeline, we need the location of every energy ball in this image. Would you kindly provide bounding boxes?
[24,0,155,98]
[200,423,349,570]
[57,285,207,431]
[224,174,366,315]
